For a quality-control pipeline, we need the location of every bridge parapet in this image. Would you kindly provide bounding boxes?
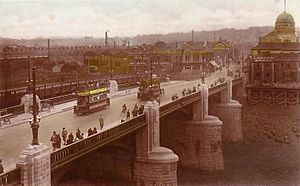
[0,168,20,186]
[51,114,147,171]
[159,91,201,117]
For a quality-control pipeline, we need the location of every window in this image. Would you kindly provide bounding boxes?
[287,63,290,67]
[266,72,270,77]
[115,62,121,67]
[193,55,199,61]
[256,72,260,78]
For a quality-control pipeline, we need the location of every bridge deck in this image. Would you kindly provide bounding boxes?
[0,66,242,172]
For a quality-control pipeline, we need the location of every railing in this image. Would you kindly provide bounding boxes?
[0,168,21,186]
[160,92,201,117]
[51,114,147,171]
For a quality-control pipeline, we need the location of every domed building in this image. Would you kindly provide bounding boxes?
[261,11,298,43]
[249,11,300,85]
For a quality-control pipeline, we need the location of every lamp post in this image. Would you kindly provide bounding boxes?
[110,55,113,79]
[149,55,153,101]
[30,67,40,146]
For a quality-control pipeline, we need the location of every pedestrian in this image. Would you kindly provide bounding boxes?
[0,159,4,174]
[75,128,81,140]
[61,128,68,145]
[88,128,93,136]
[174,93,179,99]
[50,131,57,151]
[182,89,186,96]
[99,117,104,130]
[157,97,160,105]
[138,105,144,115]
[78,133,84,140]
[126,109,130,120]
[122,104,127,114]
[132,106,138,117]
[92,127,97,134]
[66,132,74,145]
[120,108,126,123]
[56,134,61,149]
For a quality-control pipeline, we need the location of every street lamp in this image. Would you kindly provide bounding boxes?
[29,67,40,146]
[150,55,153,101]
[110,55,113,79]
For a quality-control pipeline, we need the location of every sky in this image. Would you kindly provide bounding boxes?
[0,0,299,39]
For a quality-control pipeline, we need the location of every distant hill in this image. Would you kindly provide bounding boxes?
[1,26,299,52]
[131,27,275,45]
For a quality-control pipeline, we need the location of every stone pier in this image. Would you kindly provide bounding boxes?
[134,100,179,185]
[209,79,243,143]
[16,143,51,186]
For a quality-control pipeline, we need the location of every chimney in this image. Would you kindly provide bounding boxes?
[47,39,50,61]
[105,31,108,47]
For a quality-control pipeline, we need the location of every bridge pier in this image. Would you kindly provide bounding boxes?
[182,85,224,171]
[134,100,179,185]
[16,143,51,186]
[160,85,224,172]
[209,79,243,143]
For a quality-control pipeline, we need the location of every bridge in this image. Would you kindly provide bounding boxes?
[0,70,244,185]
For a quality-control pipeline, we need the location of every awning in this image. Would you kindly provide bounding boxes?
[209,60,219,68]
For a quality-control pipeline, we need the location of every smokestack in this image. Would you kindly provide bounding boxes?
[105,31,108,47]
[114,40,116,48]
[127,41,130,47]
[47,39,50,61]
[192,30,194,42]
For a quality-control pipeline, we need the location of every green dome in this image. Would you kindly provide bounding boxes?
[276,12,295,25]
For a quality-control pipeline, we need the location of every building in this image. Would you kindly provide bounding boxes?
[248,11,300,85]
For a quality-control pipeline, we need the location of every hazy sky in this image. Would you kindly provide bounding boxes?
[0,0,299,39]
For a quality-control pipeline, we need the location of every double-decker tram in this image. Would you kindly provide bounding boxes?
[74,82,110,115]
[137,79,161,101]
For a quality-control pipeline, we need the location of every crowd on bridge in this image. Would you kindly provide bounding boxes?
[120,103,144,123]
[50,120,104,151]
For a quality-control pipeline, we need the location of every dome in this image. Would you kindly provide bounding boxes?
[275,12,295,32]
[276,12,295,25]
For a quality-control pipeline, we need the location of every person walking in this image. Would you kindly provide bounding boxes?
[56,134,61,149]
[126,109,130,120]
[75,128,81,140]
[66,132,74,145]
[99,117,104,130]
[88,128,93,136]
[62,128,67,145]
[138,105,144,115]
[92,127,97,134]
[50,131,57,151]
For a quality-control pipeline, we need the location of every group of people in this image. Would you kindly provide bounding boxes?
[210,77,226,88]
[50,123,105,151]
[120,103,144,123]
[171,94,179,101]
[181,87,197,97]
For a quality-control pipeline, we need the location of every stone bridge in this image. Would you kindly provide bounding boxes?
[0,77,244,186]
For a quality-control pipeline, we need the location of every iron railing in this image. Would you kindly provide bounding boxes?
[0,168,21,186]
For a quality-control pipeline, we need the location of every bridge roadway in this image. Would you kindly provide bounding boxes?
[0,65,241,171]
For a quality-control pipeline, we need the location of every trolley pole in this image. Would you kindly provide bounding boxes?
[31,67,39,145]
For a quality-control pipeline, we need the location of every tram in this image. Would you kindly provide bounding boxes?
[137,80,161,101]
[74,83,110,115]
